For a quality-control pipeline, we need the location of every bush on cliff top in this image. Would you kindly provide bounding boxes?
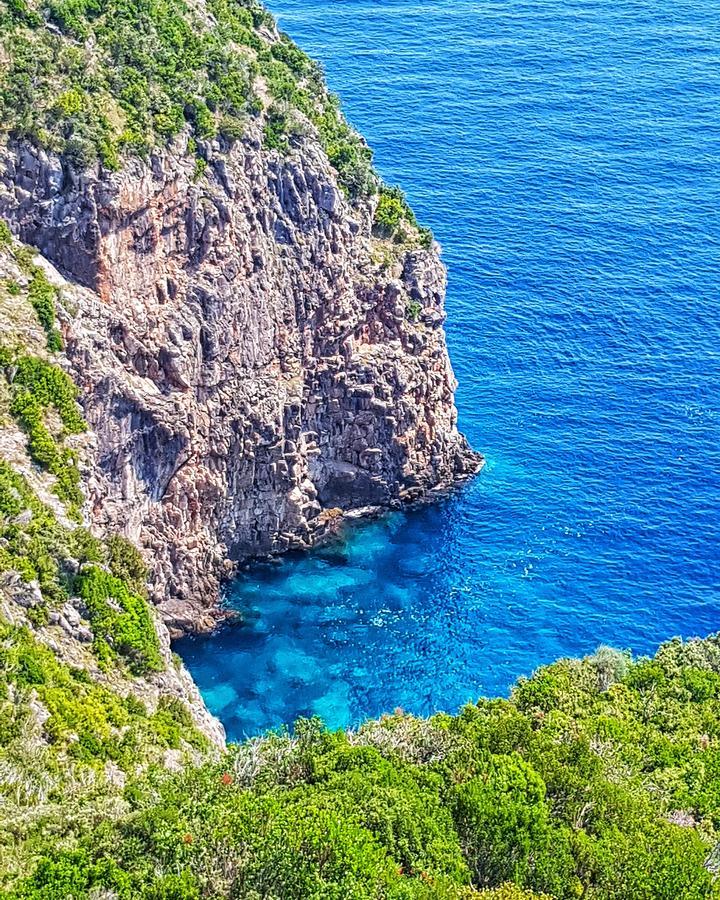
[0,0,378,198]
[5,634,720,898]
[373,185,434,250]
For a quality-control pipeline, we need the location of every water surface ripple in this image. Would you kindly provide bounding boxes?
[177,0,720,740]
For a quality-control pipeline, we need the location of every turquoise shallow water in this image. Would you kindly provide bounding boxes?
[177,0,720,740]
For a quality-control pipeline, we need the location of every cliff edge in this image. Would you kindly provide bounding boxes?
[0,0,481,634]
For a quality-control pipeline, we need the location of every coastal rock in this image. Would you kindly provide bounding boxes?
[0,130,481,632]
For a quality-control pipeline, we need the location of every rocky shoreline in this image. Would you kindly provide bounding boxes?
[0,130,481,637]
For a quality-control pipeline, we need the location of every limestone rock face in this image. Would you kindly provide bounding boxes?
[0,130,481,635]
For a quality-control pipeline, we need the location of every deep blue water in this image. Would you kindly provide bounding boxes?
[177,0,720,740]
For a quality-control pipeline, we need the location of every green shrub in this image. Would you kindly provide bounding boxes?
[5,635,720,897]
[218,114,245,143]
[192,156,208,183]
[451,755,557,888]
[28,269,63,351]
[407,300,423,322]
[0,460,74,602]
[577,823,715,899]
[12,355,85,432]
[0,622,185,769]
[0,0,338,180]
[0,219,12,247]
[263,104,290,152]
[374,191,405,237]
[75,566,163,674]
[313,96,376,198]
[106,534,148,596]
[373,185,433,247]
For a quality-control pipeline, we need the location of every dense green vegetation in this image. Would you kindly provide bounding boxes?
[0,458,81,605]
[0,349,85,514]
[0,236,86,516]
[0,621,200,771]
[0,0,442,246]
[374,185,433,249]
[0,620,208,887]
[0,0,378,198]
[76,566,163,674]
[3,635,720,897]
[0,235,210,889]
[27,269,63,352]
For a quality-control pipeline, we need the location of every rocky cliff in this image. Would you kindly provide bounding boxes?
[0,129,480,634]
[0,0,480,635]
[0,237,225,764]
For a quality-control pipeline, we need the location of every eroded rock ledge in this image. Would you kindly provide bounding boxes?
[0,131,481,636]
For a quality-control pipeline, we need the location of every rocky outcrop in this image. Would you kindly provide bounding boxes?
[0,571,226,749]
[0,128,481,635]
[0,241,226,748]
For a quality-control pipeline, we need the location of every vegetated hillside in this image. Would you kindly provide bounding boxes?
[0,0,425,234]
[5,624,720,897]
[0,229,222,884]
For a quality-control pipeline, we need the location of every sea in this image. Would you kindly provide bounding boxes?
[176,0,720,740]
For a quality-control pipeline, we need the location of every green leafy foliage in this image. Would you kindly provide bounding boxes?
[0,0,378,197]
[374,188,405,236]
[0,461,162,671]
[0,0,267,164]
[450,754,569,890]
[407,299,423,322]
[262,103,292,152]
[374,185,434,248]
[0,621,206,889]
[11,355,85,433]
[105,534,149,596]
[27,269,63,351]
[312,94,376,198]
[75,566,163,674]
[3,352,85,513]
[0,623,177,761]
[5,637,720,897]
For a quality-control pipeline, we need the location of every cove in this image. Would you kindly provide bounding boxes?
[177,0,720,741]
